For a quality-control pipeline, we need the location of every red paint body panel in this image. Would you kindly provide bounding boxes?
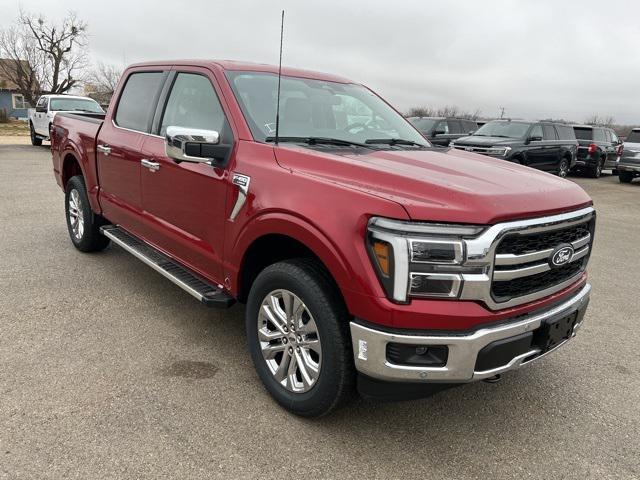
[51,59,593,332]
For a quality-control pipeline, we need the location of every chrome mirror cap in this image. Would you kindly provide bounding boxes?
[165,126,220,163]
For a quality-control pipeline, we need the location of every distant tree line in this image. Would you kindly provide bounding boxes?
[407,106,635,137]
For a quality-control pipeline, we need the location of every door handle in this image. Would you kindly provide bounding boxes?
[141,159,160,172]
[97,144,111,155]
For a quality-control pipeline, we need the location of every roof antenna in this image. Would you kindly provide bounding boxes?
[274,10,285,145]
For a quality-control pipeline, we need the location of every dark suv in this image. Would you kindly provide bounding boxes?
[451,120,578,177]
[408,117,479,147]
[618,128,640,183]
[571,125,623,178]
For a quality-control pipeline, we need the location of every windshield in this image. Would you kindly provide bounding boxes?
[473,121,531,139]
[50,98,104,113]
[626,130,640,143]
[409,118,438,131]
[226,71,428,146]
[573,127,592,140]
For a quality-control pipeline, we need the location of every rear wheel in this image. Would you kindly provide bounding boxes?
[586,157,604,178]
[65,175,111,252]
[246,259,355,417]
[557,157,570,178]
[29,122,42,146]
[619,171,634,183]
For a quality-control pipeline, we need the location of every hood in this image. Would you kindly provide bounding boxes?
[275,145,592,225]
[454,135,515,146]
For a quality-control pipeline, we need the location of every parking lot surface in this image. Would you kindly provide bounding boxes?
[1,144,638,479]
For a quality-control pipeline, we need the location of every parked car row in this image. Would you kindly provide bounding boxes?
[409,116,636,183]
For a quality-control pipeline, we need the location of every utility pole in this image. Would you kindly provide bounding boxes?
[499,106,506,119]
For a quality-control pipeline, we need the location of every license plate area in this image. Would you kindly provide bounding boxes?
[533,312,578,352]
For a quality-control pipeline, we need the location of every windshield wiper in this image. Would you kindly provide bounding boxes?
[265,136,374,149]
[364,138,425,147]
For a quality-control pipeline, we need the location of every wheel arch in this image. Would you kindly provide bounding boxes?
[231,214,355,311]
[61,152,85,192]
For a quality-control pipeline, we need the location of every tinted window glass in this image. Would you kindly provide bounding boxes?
[115,72,165,132]
[464,120,478,132]
[50,98,103,113]
[626,131,640,143]
[409,118,438,131]
[573,127,592,140]
[447,120,462,134]
[434,120,449,134]
[160,73,226,137]
[529,124,543,139]
[474,121,531,139]
[542,125,557,140]
[555,125,572,140]
[593,128,606,142]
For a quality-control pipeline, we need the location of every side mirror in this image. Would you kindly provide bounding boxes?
[433,130,446,136]
[165,126,221,164]
[468,130,475,135]
[527,135,543,143]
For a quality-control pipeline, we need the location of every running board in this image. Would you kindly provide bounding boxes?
[100,225,235,309]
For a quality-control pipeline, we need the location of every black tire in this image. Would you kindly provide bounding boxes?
[246,259,355,417]
[557,157,570,178]
[586,157,604,178]
[29,122,42,146]
[619,171,634,183]
[65,175,111,252]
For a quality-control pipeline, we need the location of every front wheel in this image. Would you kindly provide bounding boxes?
[65,175,111,252]
[29,122,42,146]
[557,157,570,178]
[246,259,355,417]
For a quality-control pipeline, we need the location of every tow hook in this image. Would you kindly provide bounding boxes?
[483,374,502,384]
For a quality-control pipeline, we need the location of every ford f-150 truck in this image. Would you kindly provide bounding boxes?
[29,94,104,146]
[50,60,595,417]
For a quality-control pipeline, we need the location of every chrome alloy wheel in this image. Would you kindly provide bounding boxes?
[558,159,569,178]
[68,189,85,241]
[257,289,322,393]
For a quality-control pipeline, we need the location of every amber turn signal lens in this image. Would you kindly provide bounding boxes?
[373,240,391,276]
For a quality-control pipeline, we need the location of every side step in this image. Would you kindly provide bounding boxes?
[100,225,235,309]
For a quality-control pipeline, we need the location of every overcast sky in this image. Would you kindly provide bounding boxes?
[2,0,639,124]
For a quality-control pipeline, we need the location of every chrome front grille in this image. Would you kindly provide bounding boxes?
[458,207,595,310]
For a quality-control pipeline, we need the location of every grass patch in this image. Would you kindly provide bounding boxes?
[0,121,29,136]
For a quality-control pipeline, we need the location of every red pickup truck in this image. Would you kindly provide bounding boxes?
[51,60,595,417]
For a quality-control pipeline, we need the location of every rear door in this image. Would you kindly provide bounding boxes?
[96,69,168,233]
[538,124,561,171]
[139,68,233,283]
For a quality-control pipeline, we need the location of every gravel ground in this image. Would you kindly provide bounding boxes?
[0,144,638,479]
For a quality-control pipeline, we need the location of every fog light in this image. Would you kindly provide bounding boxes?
[386,343,448,366]
[409,273,461,298]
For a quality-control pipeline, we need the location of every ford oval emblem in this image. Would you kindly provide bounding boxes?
[550,244,574,268]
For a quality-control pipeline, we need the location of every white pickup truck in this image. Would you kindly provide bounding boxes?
[28,94,104,146]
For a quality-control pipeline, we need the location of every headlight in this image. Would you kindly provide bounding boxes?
[367,217,485,303]
[485,146,511,156]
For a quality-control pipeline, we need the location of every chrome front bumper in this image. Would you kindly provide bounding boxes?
[350,283,591,383]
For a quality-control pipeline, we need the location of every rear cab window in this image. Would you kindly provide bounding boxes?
[573,127,592,140]
[114,71,166,132]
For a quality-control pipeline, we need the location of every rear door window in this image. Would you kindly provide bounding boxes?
[593,128,606,142]
[446,120,462,134]
[542,125,557,140]
[604,130,612,143]
[114,72,166,132]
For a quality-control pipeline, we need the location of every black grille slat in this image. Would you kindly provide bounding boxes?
[492,261,584,299]
[496,224,590,255]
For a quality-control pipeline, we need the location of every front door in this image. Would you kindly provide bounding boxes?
[96,70,167,234]
[140,69,232,283]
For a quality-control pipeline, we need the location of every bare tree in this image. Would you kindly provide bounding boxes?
[584,114,616,127]
[406,105,481,120]
[0,10,88,105]
[85,62,122,105]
